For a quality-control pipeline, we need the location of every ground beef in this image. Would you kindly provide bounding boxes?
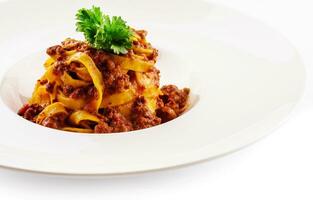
[62,85,74,96]
[100,60,132,94]
[159,85,190,114]
[127,70,137,82]
[156,85,190,123]
[46,45,65,57]
[61,38,90,52]
[18,104,29,116]
[67,85,97,100]
[94,122,113,133]
[81,86,99,113]
[83,102,97,114]
[41,113,67,129]
[88,49,110,66]
[53,61,68,76]
[87,86,98,99]
[156,106,177,123]
[94,108,133,133]
[69,87,86,99]
[104,108,133,132]
[45,82,55,93]
[136,30,148,38]
[110,74,130,93]
[106,60,116,70]
[147,49,158,62]
[131,96,161,130]
[39,79,48,85]
[18,104,43,121]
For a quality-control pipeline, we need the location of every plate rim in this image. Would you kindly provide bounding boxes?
[0,0,306,176]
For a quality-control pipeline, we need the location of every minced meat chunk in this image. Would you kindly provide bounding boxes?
[18,104,43,121]
[94,108,133,133]
[156,85,190,123]
[41,113,67,129]
[131,97,161,130]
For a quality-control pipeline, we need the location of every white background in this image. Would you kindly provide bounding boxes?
[0,0,312,199]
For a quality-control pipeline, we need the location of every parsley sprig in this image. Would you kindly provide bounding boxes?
[76,6,133,54]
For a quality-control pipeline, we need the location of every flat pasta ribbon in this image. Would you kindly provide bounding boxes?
[62,127,93,133]
[101,88,136,108]
[61,72,90,88]
[36,102,68,124]
[67,52,104,113]
[69,110,100,126]
[113,56,153,72]
[57,92,86,110]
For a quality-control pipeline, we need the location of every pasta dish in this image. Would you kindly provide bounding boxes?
[18,6,190,133]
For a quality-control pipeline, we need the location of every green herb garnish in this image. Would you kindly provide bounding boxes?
[76,6,133,54]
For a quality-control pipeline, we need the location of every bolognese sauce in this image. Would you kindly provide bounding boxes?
[18,29,190,133]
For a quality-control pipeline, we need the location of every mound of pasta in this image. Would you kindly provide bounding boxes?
[18,30,190,133]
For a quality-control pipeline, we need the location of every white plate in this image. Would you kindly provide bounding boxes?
[0,0,305,175]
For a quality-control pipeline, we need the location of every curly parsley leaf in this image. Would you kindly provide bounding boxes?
[76,6,133,54]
